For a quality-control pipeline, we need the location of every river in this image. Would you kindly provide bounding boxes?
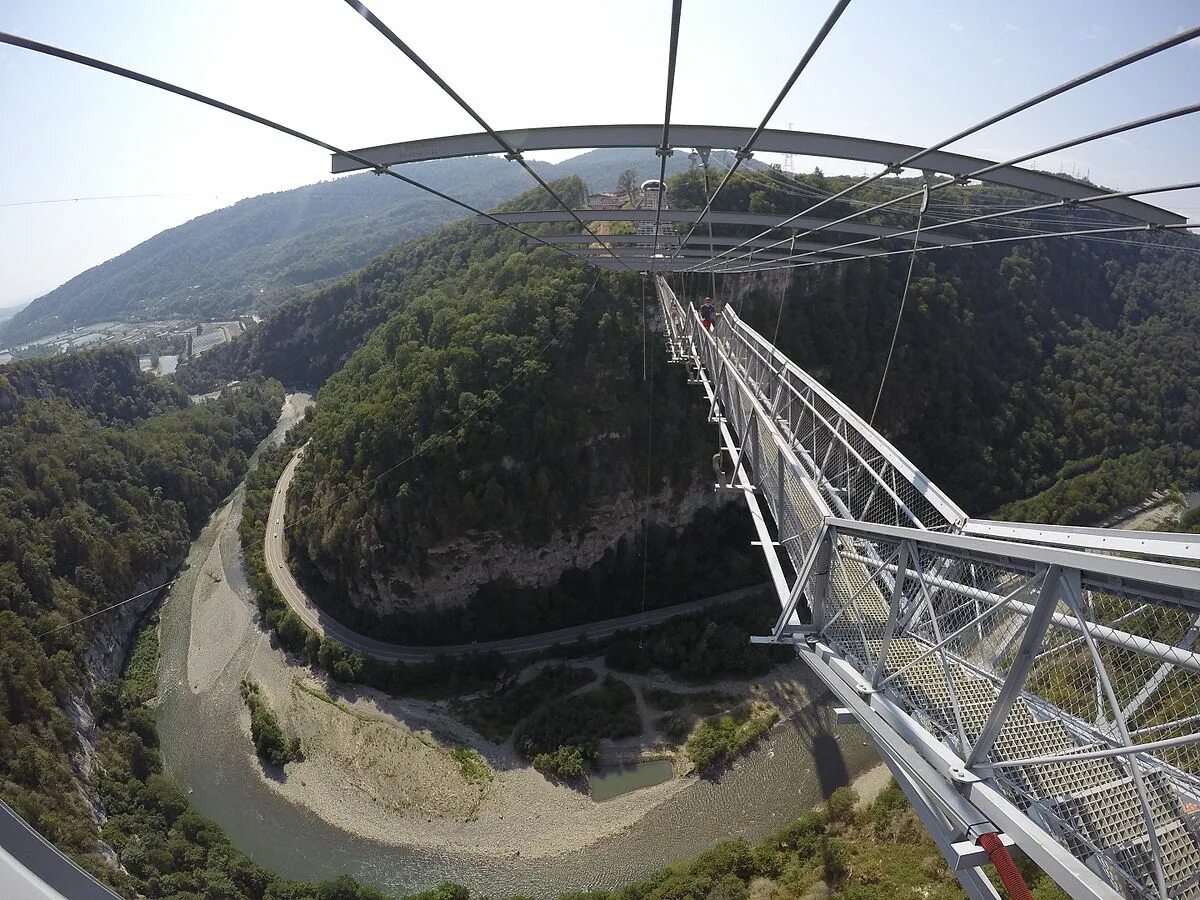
[154,394,878,898]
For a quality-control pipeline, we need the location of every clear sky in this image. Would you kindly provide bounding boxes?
[2,0,1199,307]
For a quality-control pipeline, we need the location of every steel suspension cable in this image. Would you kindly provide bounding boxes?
[703,221,1199,275]
[341,0,629,270]
[0,32,602,273]
[693,23,1200,272]
[698,100,1200,274]
[724,179,1200,274]
[669,0,853,262]
[869,190,927,426]
[649,0,684,271]
[639,1,680,635]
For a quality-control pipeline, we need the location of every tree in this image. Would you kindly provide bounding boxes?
[617,168,638,205]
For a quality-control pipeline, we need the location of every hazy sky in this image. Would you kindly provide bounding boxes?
[2,1,1199,306]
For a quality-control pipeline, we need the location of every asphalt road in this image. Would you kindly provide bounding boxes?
[0,799,120,899]
[265,448,767,663]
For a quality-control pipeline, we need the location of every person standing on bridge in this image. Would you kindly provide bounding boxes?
[700,297,717,330]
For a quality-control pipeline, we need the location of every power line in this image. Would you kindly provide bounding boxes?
[0,193,199,209]
[23,580,179,645]
[669,0,853,263]
[0,31,601,274]
[695,24,1200,272]
[340,0,628,270]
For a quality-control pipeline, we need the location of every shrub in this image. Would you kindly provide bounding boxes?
[240,679,300,767]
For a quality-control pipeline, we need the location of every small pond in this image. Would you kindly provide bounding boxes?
[589,760,675,801]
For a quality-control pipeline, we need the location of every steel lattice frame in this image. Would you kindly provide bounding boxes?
[656,277,1200,900]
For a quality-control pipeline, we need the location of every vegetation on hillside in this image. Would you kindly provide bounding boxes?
[6,150,692,347]
[239,176,767,634]
[240,679,301,767]
[0,348,286,883]
[996,445,1200,525]
[92,614,388,899]
[693,167,1200,517]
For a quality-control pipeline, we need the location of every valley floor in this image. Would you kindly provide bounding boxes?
[166,393,883,866]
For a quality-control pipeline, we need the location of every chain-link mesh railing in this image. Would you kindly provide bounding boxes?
[656,278,1200,899]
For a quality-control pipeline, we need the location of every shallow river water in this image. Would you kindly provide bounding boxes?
[154,396,879,898]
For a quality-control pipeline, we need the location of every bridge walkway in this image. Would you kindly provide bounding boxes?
[657,276,1200,900]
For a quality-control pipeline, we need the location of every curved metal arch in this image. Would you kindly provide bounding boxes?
[331,124,1184,226]
[539,233,890,257]
[480,209,969,246]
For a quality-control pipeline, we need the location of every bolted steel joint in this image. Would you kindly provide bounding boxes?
[735,148,755,161]
[504,150,523,162]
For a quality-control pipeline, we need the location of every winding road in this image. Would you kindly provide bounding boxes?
[265,447,766,662]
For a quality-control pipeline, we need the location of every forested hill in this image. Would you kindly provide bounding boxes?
[0,346,186,424]
[0,350,284,887]
[257,166,1200,623]
[271,176,767,633]
[3,148,693,346]
[657,167,1200,517]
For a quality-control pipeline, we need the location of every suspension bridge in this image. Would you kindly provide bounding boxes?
[3,1,1200,897]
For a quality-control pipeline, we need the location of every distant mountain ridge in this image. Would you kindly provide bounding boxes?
[2,149,696,346]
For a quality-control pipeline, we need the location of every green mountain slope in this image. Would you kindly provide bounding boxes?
[278,178,762,634]
[267,168,1200,638]
[2,149,693,347]
[0,348,285,883]
[666,167,1200,515]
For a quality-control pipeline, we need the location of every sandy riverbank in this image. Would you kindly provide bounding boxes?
[175,393,706,860]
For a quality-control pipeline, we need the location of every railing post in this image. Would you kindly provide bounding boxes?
[777,445,790,531]
[811,525,836,631]
[1057,573,1171,900]
[966,565,1062,768]
[872,540,912,687]
[770,522,830,640]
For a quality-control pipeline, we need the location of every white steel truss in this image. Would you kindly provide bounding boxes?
[657,277,1200,900]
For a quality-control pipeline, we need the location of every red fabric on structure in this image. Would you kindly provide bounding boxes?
[977,832,1032,900]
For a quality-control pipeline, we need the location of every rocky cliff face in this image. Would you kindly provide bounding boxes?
[321,477,734,615]
[82,554,183,683]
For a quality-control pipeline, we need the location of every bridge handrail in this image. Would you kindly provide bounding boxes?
[721,305,967,528]
[656,276,1200,900]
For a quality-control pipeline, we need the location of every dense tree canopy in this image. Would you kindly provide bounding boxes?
[0,348,283,877]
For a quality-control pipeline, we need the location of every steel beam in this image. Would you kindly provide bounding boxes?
[482,208,969,245]
[828,518,1200,607]
[966,566,1061,766]
[330,124,1183,225]
[963,518,1200,562]
[799,642,1125,900]
[539,233,890,257]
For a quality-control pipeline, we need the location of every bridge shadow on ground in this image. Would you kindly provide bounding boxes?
[775,682,851,799]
